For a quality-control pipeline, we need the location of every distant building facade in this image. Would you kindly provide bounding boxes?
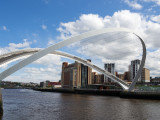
[92,72,104,84]
[130,59,150,83]
[61,60,92,89]
[104,63,115,83]
[92,72,97,84]
[151,77,160,83]
[116,72,124,80]
[116,71,130,82]
[124,72,130,81]
[130,59,141,82]
[40,81,61,88]
[141,68,150,82]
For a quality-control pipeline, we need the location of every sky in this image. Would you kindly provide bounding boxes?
[0,0,160,83]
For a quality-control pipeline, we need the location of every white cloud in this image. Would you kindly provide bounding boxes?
[145,50,160,77]
[58,10,160,48]
[42,0,49,4]
[4,66,61,83]
[41,24,47,30]
[0,39,32,56]
[143,0,160,5]
[0,39,32,70]
[0,26,7,31]
[0,48,8,55]
[57,11,147,40]
[0,48,63,83]
[24,55,62,82]
[152,0,160,5]
[9,40,31,49]
[2,26,7,31]
[33,40,37,43]
[57,14,105,39]
[47,38,55,46]
[123,0,160,9]
[0,37,63,83]
[151,15,160,23]
[33,54,61,66]
[57,10,160,77]
[2,10,160,83]
[3,54,62,83]
[123,0,143,9]
[0,55,30,69]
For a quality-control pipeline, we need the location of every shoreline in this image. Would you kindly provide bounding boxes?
[33,88,160,100]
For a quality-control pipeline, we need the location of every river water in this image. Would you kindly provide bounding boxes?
[1,89,160,120]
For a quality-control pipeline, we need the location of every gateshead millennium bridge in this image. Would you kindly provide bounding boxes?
[0,28,146,91]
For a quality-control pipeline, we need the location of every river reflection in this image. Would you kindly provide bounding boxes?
[0,115,2,120]
[1,89,160,120]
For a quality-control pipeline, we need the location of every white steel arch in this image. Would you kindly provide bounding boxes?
[0,49,129,89]
[0,28,146,91]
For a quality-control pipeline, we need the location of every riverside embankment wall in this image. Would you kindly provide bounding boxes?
[34,88,160,100]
